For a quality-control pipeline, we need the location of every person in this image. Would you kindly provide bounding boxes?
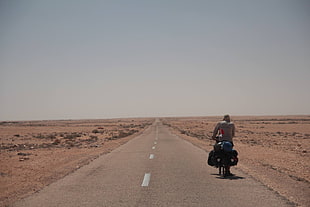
[212,114,235,143]
[212,114,236,176]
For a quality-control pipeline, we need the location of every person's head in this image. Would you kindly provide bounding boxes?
[223,114,231,122]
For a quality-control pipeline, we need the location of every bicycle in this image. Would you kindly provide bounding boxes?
[208,140,238,177]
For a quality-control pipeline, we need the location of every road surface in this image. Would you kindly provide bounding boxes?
[14,120,292,207]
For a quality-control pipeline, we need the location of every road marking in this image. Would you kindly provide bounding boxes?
[154,141,157,145]
[141,173,151,187]
[149,154,154,159]
[152,146,156,150]
[156,126,158,140]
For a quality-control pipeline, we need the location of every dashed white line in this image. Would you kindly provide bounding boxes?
[154,141,157,145]
[141,173,151,187]
[156,126,158,140]
[152,146,156,150]
[149,154,155,159]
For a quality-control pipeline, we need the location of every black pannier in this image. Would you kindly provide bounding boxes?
[230,149,238,166]
[207,150,222,167]
[207,148,238,167]
[207,150,216,166]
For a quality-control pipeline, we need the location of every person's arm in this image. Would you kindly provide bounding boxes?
[212,123,220,139]
[232,123,236,138]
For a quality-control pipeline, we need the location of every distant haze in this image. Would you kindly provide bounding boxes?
[1,0,309,121]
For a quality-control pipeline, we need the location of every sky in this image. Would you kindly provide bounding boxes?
[0,0,309,121]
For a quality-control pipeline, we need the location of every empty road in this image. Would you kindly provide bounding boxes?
[15,120,292,207]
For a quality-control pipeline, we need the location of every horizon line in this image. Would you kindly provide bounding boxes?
[1,114,309,122]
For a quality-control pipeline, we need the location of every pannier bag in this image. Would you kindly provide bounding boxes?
[207,148,238,167]
[207,150,222,167]
[207,150,216,166]
[230,149,238,166]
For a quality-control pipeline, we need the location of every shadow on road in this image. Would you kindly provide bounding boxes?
[211,173,245,180]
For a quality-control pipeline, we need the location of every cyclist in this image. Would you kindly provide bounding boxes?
[212,114,236,176]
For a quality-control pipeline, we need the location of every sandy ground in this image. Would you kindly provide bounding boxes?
[0,118,154,207]
[161,116,310,207]
[1,116,309,207]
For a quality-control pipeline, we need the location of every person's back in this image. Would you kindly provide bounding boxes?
[214,120,235,142]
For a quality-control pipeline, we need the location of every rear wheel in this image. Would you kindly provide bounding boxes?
[219,165,227,176]
[219,155,230,177]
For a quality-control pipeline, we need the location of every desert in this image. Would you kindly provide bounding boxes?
[1,116,309,207]
[0,118,153,207]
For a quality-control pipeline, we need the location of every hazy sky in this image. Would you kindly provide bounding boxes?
[1,0,309,121]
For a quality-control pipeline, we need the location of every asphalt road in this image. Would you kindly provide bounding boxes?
[14,120,292,207]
